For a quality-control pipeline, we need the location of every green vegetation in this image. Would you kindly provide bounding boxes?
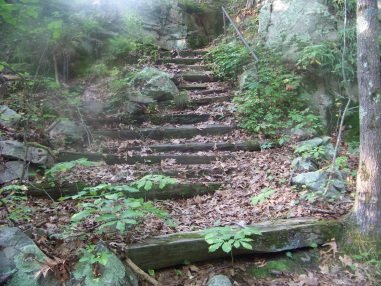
[207,41,250,80]
[204,226,262,256]
[251,188,276,206]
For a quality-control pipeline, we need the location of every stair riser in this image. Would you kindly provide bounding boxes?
[157,58,203,65]
[57,152,230,165]
[87,114,214,127]
[160,51,207,58]
[95,126,235,140]
[27,182,221,200]
[103,141,261,153]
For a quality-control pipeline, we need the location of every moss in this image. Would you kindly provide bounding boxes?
[249,250,320,279]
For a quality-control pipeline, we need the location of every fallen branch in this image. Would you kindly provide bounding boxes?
[125,257,158,286]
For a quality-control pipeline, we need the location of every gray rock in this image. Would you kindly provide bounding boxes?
[258,0,337,62]
[289,127,318,140]
[296,137,335,160]
[238,63,258,90]
[47,119,86,145]
[207,275,232,286]
[291,169,346,194]
[124,0,188,50]
[292,157,318,172]
[133,67,179,101]
[0,140,54,167]
[0,161,27,184]
[0,105,21,128]
[0,227,60,286]
[72,244,138,286]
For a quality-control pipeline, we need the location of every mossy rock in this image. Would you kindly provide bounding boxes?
[249,250,320,279]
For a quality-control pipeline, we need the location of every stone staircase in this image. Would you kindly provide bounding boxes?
[33,50,339,270]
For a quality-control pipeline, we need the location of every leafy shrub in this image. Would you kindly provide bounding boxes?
[207,41,250,80]
[45,159,100,183]
[0,185,31,222]
[204,226,262,254]
[234,48,313,137]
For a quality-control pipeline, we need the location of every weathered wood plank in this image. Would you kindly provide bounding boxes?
[103,141,261,153]
[160,50,207,58]
[177,72,218,83]
[57,152,232,165]
[94,125,235,140]
[190,95,232,106]
[87,113,215,127]
[157,58,203,65]
[26,182,221,200]
[178,83,208,90]
[126,218,341,270]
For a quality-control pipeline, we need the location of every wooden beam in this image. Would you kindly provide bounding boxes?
[125,218,341,270]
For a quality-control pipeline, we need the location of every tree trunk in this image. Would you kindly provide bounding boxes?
[354,0,381,236]
[246,0,254,9]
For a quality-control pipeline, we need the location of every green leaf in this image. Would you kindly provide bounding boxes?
[208,243,223,253]
[233,241,241,248]
[221,242,232,253]
[116,221,126,232]
[144,180,153,191]
[71,210,92,222]
[98,253,109,266]
[240,242,253,250]
[95,214,116,222]
[251,188,276,206]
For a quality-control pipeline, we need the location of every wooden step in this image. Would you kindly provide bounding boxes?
[194,88,228,95]
[57,152,232,165]
[94,125,235,140]
[157,58,203,65]
[125,218,341,270]
[177,64,211,71]
[160,50,207,58]
[88,113,216,127]
[177,72,218,83]
[178,83,208,90]
[190,95,232,106]
[104,141,261,153]
[26,182,221,201]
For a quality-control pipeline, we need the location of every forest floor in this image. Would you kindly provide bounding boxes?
[2,50,378,285]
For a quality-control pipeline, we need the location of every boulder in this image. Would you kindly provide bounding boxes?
[207,275,232,286]
[0,140,54,167]
[296,137,335,160]
[46,119,86,145]
[0,105,21,128]
[291,169,346,195]
[133,67,179,101]
[258,0,337,62]
[0,227,60,286]
[124,0,187,50]
[0,161,27,184]
[292,157,318,173]
[72,244,138,286]
[238,63,258,90]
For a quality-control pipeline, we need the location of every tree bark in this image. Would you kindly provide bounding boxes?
[354,0,381,236]
[246,0,255,9]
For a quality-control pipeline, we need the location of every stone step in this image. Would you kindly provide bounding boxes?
[94,125,235,140]
[190,95,232,106]
[88,113,219,127]
[57,152,232,165]
[27,181,221,201]
[160,50,207,58]
[104,141,261,153]
[125,218,341,270]
[157,58,203,65]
